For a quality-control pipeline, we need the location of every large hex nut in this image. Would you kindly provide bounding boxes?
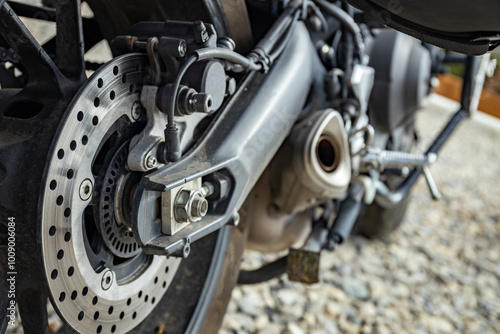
[174,189,192,223]
[174,189,208,223]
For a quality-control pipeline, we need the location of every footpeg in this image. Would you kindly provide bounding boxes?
[360,147,436,172]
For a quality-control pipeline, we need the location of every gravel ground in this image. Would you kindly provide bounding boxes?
[220,94,500,334]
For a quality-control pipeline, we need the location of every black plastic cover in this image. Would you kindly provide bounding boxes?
[349,0,500,54]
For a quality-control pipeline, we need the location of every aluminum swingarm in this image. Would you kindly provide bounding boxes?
[131,23,324,257]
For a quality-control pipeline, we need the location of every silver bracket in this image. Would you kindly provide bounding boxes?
[422,165,441,200]
[128,85,167,172]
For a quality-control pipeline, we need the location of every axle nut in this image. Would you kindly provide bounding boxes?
[174,189,208,223]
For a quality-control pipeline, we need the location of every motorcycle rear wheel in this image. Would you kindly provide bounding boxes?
[0,1,249,333]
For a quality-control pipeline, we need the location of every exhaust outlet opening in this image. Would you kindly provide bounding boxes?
[316,135,340,172]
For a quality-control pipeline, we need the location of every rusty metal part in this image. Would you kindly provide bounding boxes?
[287,249,320,284]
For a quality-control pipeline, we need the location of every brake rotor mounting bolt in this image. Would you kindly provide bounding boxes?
[146,155,157,169]
[79,179,93,201]
[101,270,114,290]
[131,101,142,121]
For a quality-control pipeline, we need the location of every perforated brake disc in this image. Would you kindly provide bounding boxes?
[40,54,181,334]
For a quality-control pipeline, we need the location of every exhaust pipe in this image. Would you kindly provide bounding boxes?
[272,109,351,214]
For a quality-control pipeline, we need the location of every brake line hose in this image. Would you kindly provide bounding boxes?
[314,0,366,62]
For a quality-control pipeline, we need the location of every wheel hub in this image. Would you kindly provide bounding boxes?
[40,54,181,334]
[97,140,141,258]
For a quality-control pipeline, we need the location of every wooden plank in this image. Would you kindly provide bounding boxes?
[434,73,500,119]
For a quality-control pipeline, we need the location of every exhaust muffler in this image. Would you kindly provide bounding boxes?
[272,109,351,214]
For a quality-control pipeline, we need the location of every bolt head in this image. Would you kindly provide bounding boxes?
[183,242,191,258]
[178,41,187,57]
[231,212,240,227]
[174,189,207,223]
[101,270,113,290]
[131,101,142,121]
[174,189,191,223]
[146,155,157,169]
[79,179,93,201]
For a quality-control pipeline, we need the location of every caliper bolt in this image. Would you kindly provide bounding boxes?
[79,178,93,201]
[101,270,113,290]
[131,101,142,121]
[145,155,157,169]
